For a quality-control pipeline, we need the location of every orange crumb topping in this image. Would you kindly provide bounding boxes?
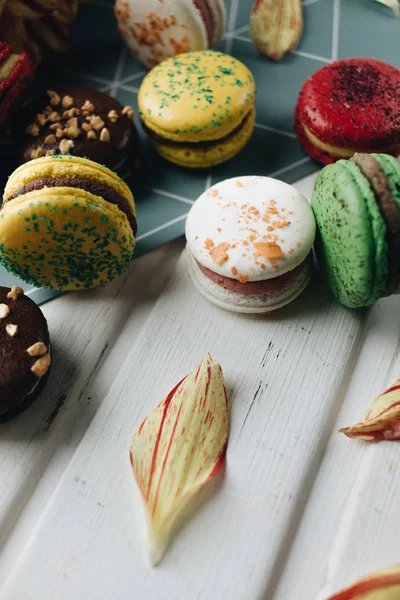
[204,238,214,250]
[231,266,237,276]
[254,241,284,267]
[236,181,245,188]
[217,227,221,233]
[238,274,249,283]
[208,189,219,198]
[210,242,230,265]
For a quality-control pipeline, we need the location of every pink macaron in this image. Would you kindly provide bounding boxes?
[114,0,226,69]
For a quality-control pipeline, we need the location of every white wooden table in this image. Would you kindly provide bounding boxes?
[1,172,400,600]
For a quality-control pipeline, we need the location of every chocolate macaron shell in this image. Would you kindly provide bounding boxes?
[0,286,50,419]
[14,87,139,179]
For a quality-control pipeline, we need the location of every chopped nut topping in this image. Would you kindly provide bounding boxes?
[59,138,74,154]
[43,105,52,116]
[25,123,39,136]
[62,108,79,119]
[66,126,79,139]
[47,111,60,123]
[99,127,110,142]
[87,130,96,139]
[49,122,62,131]
[6,324,18,337]
[31,354,51,377]
[55,128,64,138]
[0,303,10,319]
[81,100,95,113]
[44,134,56,144]
[62,95,74,109]
[67,117,78,128]
[122,105,134,119]
[30,147,46,159]
[108,109,119,122]
[46,150,55,156]
[36,113,46,126]
[7,286,24,300]
[27,342,47,357]
[89,115,105,131]
[47,90,61,106]
[81,122,92,132]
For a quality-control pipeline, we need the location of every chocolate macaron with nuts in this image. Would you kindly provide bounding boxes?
[0,286,51,421]
[14,87,141,180]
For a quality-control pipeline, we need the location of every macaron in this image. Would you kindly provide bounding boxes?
[138,50,255,168]
[0,42,35,130]
[0,285,51,421]
[295,58,400,165]
[115,0,225,69]
[14,88,141,180]
[0,155,136,291]
[312,153,400,308]
[185,176,316,313]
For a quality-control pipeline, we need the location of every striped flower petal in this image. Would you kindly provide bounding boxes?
[130,354,229,566]
[340,379,400,442]
[373,0,400,18]
[327,563,400,599]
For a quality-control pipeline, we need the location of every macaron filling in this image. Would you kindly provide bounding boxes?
[144,109,252,149]
[4,177,137,235]
[193,0,213,46]
[351,153,400,296]
[194,254,312,295]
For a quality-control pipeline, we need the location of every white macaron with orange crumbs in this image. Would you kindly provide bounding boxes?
[185,176,316,313]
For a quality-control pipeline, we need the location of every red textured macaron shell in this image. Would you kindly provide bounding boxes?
[295,58,400,162]
[185,176,316,283]
[0,42,35,130]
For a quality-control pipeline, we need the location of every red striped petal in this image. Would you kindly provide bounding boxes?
[130,354,229,565]
[340,379,400,442]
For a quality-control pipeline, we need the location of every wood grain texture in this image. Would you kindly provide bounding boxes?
[0,240,182,589]
[1,172,399,600]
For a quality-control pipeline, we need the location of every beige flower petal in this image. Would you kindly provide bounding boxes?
[250,0,303,61]
[340,379,400,442]
[130,354,229,565]
[327,563,400,599]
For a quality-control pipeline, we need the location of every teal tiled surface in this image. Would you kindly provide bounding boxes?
[1,0,399,303]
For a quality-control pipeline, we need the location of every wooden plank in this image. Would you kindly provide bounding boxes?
[274,295,400,600]
[0,245,370,600]
[0,240,182,590]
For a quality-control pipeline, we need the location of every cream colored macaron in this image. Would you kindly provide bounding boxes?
[185,175,316,313]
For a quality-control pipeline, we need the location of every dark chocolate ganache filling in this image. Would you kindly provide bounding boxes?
[143,110,252,149]
[351,153,400,296]
[4,177,137,236]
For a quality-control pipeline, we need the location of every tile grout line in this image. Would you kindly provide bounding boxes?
[141,187,195,205]
[232,34,331,64]
[63,69,113,86]
[267,156,312,179]
[110,46,127,98]
[118,70,146,86]
[224,0,240,55]
[136,213,189,242]
[204,169,212,191]
[331,0,341,61]
[254,123,296,139]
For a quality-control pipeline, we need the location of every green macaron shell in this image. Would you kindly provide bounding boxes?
[312,159,388,308]
[372,153,400,295]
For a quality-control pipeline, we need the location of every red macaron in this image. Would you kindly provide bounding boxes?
[0,42,35,130]
[295,58,400,165]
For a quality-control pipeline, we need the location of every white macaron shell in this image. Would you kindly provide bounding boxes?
[115,0,224,70]
[185,176,316,282]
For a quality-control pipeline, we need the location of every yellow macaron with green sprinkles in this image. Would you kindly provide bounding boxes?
[0,155,136,291]
[138,50,256,168]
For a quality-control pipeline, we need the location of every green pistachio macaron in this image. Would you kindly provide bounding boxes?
[312,153,400,308]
